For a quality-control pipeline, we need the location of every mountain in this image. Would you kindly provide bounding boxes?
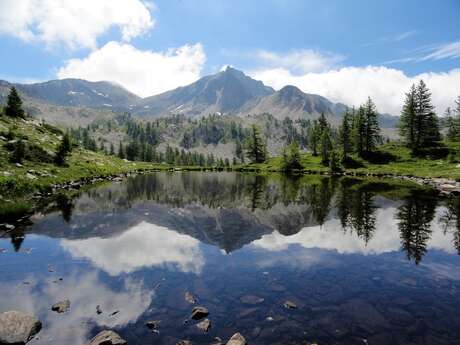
[239,85,348,121]
[0,80,119,127]
[0,68,399,128]
[13,78,140,109]
[134,66,274,117]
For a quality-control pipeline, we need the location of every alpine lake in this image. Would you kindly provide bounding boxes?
[1,172,460,345]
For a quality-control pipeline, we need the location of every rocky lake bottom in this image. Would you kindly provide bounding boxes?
[1,172,460,345]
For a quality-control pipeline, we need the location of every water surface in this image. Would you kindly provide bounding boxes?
[1,172,460,345]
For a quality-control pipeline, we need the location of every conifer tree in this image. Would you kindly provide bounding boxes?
[11,140,26,164]
[363,97,380,154]
[351,106,366,156]
[281,140,303,171]
[5,87,25,119]
[54,133,72,166]
[339,108,352,161]
[320,129,332,166]
[118,141,125,159]
[246,125,267,163]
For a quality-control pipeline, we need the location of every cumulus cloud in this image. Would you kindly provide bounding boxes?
[0,0,154,49]
[57,41,205,97]
[255,49,344,74]
[251,64,460,115]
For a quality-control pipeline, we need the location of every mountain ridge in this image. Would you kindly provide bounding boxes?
[0,68,399,127]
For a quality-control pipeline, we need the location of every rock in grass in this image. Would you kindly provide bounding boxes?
[0,310,42,344]
[226,333,246,345]
[89,330,127,345]
[191,306,209,320]
[51,299,70,313]
[196,318,211,332]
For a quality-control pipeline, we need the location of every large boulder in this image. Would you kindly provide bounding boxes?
[89,330,127,345]
[0,311,42,344]
[190,307,209,320]
[227,333,246,345]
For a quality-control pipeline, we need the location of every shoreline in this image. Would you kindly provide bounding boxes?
[1,165,459,233]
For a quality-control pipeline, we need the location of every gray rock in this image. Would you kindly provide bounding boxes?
[89,330,127,345]
[176,341,192,345]
[226,333,246,345]
[51,299,70,313]
[145,320,161,330]
[240,294,264,305]
[283,300,297,309]
[96,305,103,315]
[184,291,196,304]
[196,318,211,332]
[191,306,209,320]
[0,310,42,344]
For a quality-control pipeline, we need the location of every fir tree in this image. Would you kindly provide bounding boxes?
[110,143,115,155]
[339,108,352,161]
[351,106,366,156]
[11,140,26,164]
[363,97,380,154]
[320,129,332,166]
[5,87,25,119]
[281,140,303,171]
[118,141,125,159]
[54,133,72,166]
[246,125,267,163]
[399,84,417,149]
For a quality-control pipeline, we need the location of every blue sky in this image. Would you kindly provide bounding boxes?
[0,0,459,114]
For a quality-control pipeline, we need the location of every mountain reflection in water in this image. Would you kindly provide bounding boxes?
[1,172,460,345]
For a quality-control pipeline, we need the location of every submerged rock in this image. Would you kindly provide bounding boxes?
[176,340,192,345]
[0,310,42,344]
[240,294,264,305]
[96,305,103,315]
[145,320,161,330]
[196,318,211,332]
[191,306,209,320]
[283,300,298,309]
[226,333,246,345]
[89,330,127,345]
[51,299,70,313]
[185,291,196,304]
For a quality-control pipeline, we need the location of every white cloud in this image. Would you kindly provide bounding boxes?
[256,49,344,74]
[0,0,154,49]
[421,41,460,61]
[61,221,205,276]
[251,64,460,114]
[57,41,205,97]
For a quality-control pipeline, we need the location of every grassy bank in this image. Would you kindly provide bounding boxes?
[235,142,460,180]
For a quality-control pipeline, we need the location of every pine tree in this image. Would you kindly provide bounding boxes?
[400,80,440,153]
[308,120,320,156]
[54,133,72,166]
[415,80,440,148]
[320,129,332,166]
[351,106,366,156]
[363,97,380,154]
[118,141,125,159]
[11,140,26,163]
[339,108,352,161]
[110,143,115,155]
[445,107,458,141]
[281,140,303,171]
[246,125,267,163]
[5,87,25,119]
[399,84,417,149]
